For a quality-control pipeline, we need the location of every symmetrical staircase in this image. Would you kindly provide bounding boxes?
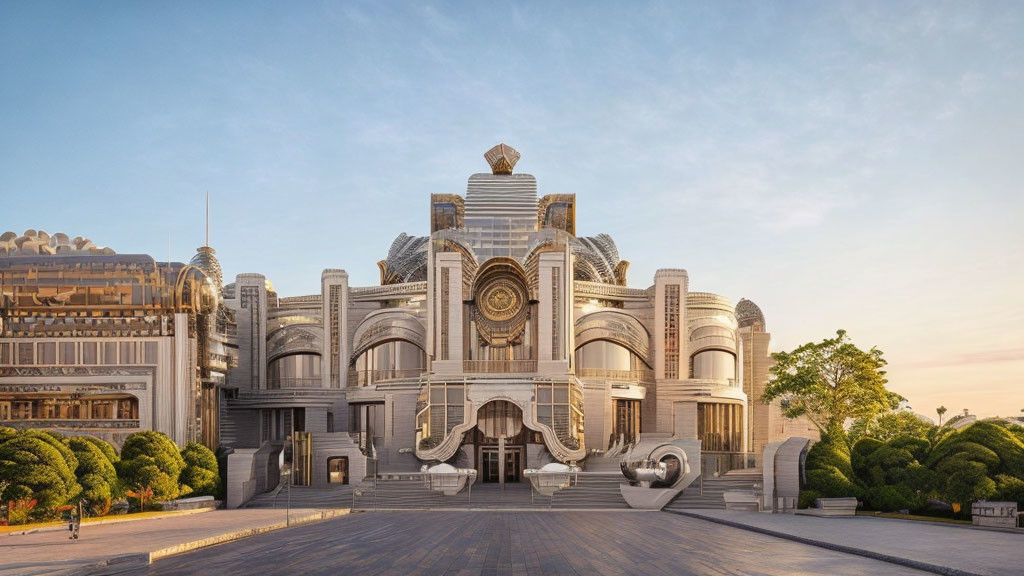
[243,484,354,509]
[351,472,630,511]
[664,470,762,510]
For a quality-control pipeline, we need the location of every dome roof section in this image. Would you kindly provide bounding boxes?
[190,246,224,291]
[735,298,766,330]
[0,229,114,256]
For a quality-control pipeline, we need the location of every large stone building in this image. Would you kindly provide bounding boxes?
[0,144,816,507]
[0,230,225,447]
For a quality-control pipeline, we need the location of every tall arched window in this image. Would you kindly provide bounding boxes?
[268,353,321,389]
[352,340,425,385]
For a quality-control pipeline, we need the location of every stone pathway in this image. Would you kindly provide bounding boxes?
[122,511,931,575]
[672,509,1024,576]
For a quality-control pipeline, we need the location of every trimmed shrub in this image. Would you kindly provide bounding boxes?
[805,434,863,499]
[851,437,884,481]
[888,435,930,462]
[0,432,82,515]
[797,490,821,509]
[67,437,120,514]
[81,435,119,464]
[0,426,16,444]
[942,460,996,508]
[179,442,221,498]
[865,485,913,512]
[993,474,1024,507]
[806,466,863,499]
[118,431,184,502]
[934,443,1000,476]
[928,422,1024,478]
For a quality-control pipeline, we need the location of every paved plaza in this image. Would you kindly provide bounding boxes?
[676,509,1024,576]
[125,511,931,576]
[0,508,343,576]
[4,509,1021,576]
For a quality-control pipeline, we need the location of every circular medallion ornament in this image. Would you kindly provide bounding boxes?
[473,273,529,345]
[482,284,520,321]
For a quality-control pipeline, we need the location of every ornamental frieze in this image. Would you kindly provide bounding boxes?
[0,366,156,378]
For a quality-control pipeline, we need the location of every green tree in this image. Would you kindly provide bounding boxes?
[936,406,947,427]
[67,437,120,514]
[117,431,184,504]
[0,431,82,514]
[0,426,15,444]
[855,411,936,443]
[763,330,897,437]
[179,442,221,498]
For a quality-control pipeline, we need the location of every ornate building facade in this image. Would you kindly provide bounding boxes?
[1,145,816,506]
[0,230,225,447]
[214,144,814,502]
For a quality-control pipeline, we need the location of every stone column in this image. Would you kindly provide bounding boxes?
[321,269,349,388]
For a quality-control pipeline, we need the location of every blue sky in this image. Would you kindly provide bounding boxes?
[2,1,1022,418]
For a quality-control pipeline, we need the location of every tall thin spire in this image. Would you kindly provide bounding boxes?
[205,191,210,247]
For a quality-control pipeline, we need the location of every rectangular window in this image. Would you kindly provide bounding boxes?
[81,342,98,365]
[119,342,135,364]
[59,342,76,365]
[18,343,33,364]
[103,342,117,364]
[144,342,158,364]
[0,343,9,364]
[38,342,56,364]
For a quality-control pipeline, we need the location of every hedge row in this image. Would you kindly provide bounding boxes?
[0,428,220,523]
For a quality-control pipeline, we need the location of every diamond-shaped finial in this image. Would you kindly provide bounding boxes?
[484,143,520,175]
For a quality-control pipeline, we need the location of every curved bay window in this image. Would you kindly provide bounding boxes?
[535,382,583,449]
[352,340,425,386]
[697,402,742,452]
[268,353,321,389]
[0,394,139,428]
[417,383,464,450]
[690,350,737,382]
[575,340,650,380]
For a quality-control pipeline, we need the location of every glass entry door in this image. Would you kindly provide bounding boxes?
[482,448,501,482]
[480,447,522,483]
[504,449,521,483]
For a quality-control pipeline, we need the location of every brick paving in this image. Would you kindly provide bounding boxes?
[125,511,930,576]
[675,509,1024,576]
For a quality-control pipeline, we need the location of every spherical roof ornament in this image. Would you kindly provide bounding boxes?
[735,298,766,331]
[484,143,520,175]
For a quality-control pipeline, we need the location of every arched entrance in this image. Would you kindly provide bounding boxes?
[475,400,524,486]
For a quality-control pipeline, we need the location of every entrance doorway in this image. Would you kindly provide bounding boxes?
[481,446,522,483]
[613,399,641,446]
[475,400,525,486]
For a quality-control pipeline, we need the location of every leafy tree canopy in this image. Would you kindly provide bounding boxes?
[764,330,897,436]
[852,411,935,443]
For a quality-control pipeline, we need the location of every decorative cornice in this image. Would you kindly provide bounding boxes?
[574,281,650,301]
[349,281,427,301]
